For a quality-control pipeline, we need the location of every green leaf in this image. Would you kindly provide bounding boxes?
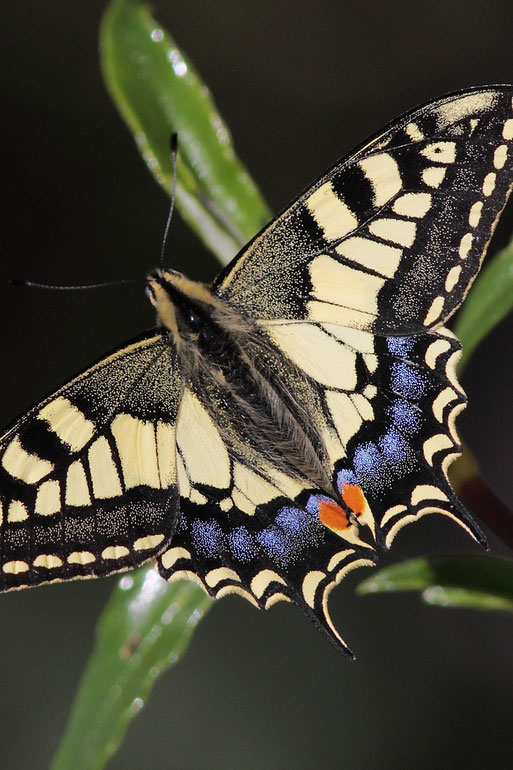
[454,236,513,371]
[100,0,271,265]
[51,567,212,770]
[357,555,513,612]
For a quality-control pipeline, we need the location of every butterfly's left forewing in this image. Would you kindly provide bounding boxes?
[214,87,513,335]
[0,331,181,589]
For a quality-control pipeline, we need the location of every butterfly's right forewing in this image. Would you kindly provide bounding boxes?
[0,331,181,590]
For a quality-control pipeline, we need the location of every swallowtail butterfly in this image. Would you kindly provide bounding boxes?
[1,86,512,656]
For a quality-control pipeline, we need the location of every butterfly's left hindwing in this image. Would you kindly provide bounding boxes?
[157,382,376,656]
[0,331,181,590]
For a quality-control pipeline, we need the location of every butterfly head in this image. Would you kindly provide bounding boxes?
[146,268,224,348]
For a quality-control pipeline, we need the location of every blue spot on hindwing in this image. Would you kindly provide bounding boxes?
[379,427,415,473]
[353,442,392,493]
[228,527,258,563]
[386,337,415,356]
[257,505,324,567]
[191,519,225,558]
[388,398,421,435]
[336,468,358,490]
[256,527,295,567]
[390,362,426,399]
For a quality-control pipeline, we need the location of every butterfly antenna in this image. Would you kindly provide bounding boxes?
[160,133,179,270]
[10,278,140,291]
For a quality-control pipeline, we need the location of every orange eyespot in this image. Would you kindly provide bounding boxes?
[340,482,366,517]
[318,500,351,530]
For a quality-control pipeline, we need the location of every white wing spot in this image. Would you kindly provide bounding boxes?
[432,387,457,422]
[327,550,355,571]
[368,217,416,248]
[482,172,496,196]
[160,547,191,570]
[309,254,384,316]
[392,192,432,218]
[494,144,508,169]
[65,461,91,507]
[205,568,241,588]
[502,118,513,140]
[33,554,62,569]
[459,232,473,259]
[468,201,483,228]
[405,122,424,141]
[305,182,358,240]
[67,551,96,565]
[189,489,208,505]
[38,397,95,452]
[101,545,129,560]
[35,480,61,516]
[380,504,408,527]
[445,265,462,292]
[422,166,447,188]
[2,560,29,574]
[7,500,28,523]
[425,338,451,369]
[336,237,402,278]
[88,437,122,499]
[302,571,325,608]
[423,434,454,466]
[251,570,287,599]
[2,437,54,485]
[111,413,160,490]
[420,141,456,164]
[424,296,444,326]
[358,153,402,206]
[133,534,165,551]
[411,485,449,506]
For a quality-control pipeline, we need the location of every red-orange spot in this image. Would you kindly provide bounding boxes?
[318,500,351,530]
[341,483,366,517]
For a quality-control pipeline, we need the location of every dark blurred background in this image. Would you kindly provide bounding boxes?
[1,1,513,768]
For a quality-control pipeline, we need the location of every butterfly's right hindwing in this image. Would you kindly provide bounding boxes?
[0,331,181,590]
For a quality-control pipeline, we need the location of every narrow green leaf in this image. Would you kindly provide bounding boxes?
[454,237,513,370]
[422,586,513,611]
[357,555,513,612]
[51,567,212,770]
[100,0,271,265]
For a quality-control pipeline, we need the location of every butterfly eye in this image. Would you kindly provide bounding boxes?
[145,285,156,303]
